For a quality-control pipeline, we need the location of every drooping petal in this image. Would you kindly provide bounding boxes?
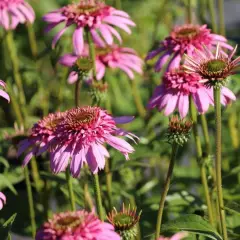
[73,27,84,55]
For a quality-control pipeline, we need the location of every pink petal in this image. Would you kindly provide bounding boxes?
[178,94,189,118]
[164,93,178,116]
[90,29,106,48]
[96,60,106,80]
[43,12,66,23]
[113,116,135,124]
[59,54,78,67]
[52,26,68,48]
[0,192,6,204]
[22,151,34,166]
[98,24,114,45]
[68,71,78,84]
[0,89,10,102]
[70,148,86,178]
[73,27,84,55]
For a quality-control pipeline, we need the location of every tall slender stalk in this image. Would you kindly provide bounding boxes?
[30,157,43,193]
[6,31,26,110]
[208,0,218,33]
[92,173,104,220]
[190,98,214,226]
[65,168,76,211]
[75,79,81,107]
[218,0,225,36]
[155,143,178,239]
[187,0,192,24]
[105,158,113,209]
[26,23,38,59]
[200,114,211,156]
[24,167,36,238]
[213,88,228,240]
[115,0,122,9]
[86,30,97,82]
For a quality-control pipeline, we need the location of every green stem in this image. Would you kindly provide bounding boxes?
[208,0,218,33]
[6,31,26,109]
[200,114,211,156]
[187,0,192,24]
[84,181,94,210]
[75,79,81,107]
[218,0,225,36]
[131,80,146,118]
[86,30,97,82]
[30,157,43,193]
[24,167,36,238]
[115,0,122,9]
[105,158,113,209]
[92,173,104,220]
[190,99,214,226]
[155,143,178,239]
[26,23,38,59]
[65,169,76,211]
[213,88,228,240]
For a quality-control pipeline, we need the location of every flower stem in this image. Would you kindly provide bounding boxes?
[24,167,36,238]
[200,114,211,156]
[208,0,218,33]
[65,168,76,211]
[213,88,228,240]
[190,98,214,226]
[155,143,178,239]
[92,173,104,220]
[75,78,82,107]
[26,23,38,59]
[115,0,122,9]
[186,0,192,24]
[130,80,146,118]
[86,29,97,83]
[6,31,26,110]
[105,158,113,209]
[218,0,225,36]
[30,157,43,193]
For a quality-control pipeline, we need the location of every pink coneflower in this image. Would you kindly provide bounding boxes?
[148,69,236,118]
[18,112,66,166]
[49,106,136,177]
[0,192,6,210]
[43,0,135,53]
[59,44,143,84]
[0,0,35,30]
[184,44,240,86]
[146,24,233,72]
[36,210,121,240]
[158,232,188,240]
[0,80,10,102]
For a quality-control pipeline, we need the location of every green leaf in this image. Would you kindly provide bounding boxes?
[136,179,158,196]
[0,175,17,195]
[161,214,222,240]
[225,202,240,216]
[0,213,17,240]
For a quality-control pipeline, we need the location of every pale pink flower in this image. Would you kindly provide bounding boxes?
[43,0,135,53]
[148,69,235,118]
[36,210,120,240]
[18,112,66,166]
[146,24,233,72]
[158,232,188,240]
[0,80,10,102]
[0,192,6,210]
[49,106,136,177]
[59,44,143,83]
[0,0,35,30]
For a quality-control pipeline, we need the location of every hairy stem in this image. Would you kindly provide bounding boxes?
[155,143,178,239]
[66,168,76,211]
[105,158,113,210]
[24,167,36,238]
[218,0,225,36]
[213,88,228,240]
[92,173,104,220]
[208,0,218,33]
[26,23,38,59]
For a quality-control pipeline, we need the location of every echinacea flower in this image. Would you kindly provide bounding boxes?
[0,0,35,30]
[146,24,233,72]
[36,210,121,240]
[107,204,141,239]
[184,44,240,88]
[0,192,6,210]
[148,69,235,118]
[49,106,136,177]
[0,80,10,102]
[18,112,66,166]
[158,232,188,240]
[59,45,143,84]
[43,0,135,53]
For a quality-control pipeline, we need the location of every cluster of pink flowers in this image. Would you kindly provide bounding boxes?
[0,0,35,30]
[18,107,136,177]
[36,210,120,240]
[146,24,237,117]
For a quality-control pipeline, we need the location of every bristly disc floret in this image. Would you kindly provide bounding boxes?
[89,82,108,105]
[166,115,192,146]
[107,204,142,240]
[184,44,240,89]
[72,56,93,80]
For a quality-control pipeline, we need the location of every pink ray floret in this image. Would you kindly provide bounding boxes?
[59,44,143,83]
[0,0,35,30]
[49,107,136,177]
[148,68,235,118]
[146,24,233,72]
[158,232,188,240]
[0,80,10,102]
[0,192,6,210]
[36,210,121,240]
[18,112,67,166]
[43,0,135,53]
